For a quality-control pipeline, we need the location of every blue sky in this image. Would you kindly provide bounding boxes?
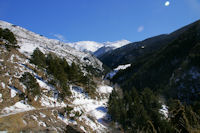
[1,0,200,42]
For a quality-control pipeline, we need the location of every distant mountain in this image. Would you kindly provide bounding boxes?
[67,41,103,53]
[93,40,131,57]
[67,40,131,56]
[99,20,200,69]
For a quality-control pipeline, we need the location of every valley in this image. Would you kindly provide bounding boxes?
[0,19,200,133]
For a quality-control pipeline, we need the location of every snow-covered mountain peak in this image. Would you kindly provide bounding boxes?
[68,41,103,53]
[67,39,131,54]
[104,40,131,48]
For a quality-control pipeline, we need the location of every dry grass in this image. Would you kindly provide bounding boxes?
[0,113,29,132]
[0,47,24,109]
[0,107,67,132]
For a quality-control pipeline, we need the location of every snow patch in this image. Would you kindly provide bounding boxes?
[23,120,27,125]
[0,131,8,133]
[80,126,87,133]
[40,112,46,118]
[0,93,3,102]
[97,85,113,94]
[159,104,168,118]
[114,64,131,71]
[31,115,38,121]
[1,82,5,89]
[106,64,131,79]
[9,86,22,98]
[36,78,56,92]
[38,121,46,127]
[40,95,65,107]
[57,114,69,125]
[9,55,15,62]
[34,95,39,101]
[1,100,35,115]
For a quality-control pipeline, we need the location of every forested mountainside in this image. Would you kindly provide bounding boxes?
[99,20,200,69]
[107,19,200,132]
[0,21,114,133]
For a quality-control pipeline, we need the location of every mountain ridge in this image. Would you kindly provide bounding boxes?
[0,20,103,72]
[99,19,200,69]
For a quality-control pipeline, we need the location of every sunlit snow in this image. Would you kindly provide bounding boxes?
[106,64,131,79]
[68,40,131,53]
[0,93,3,102]
[1,100,35,115]
[159,104,169,118]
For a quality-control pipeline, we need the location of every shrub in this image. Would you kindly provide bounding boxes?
[20,72,40,96]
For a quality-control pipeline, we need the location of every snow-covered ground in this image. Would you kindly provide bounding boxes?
[56,85,113,133]
[106,64,131,79]
[1,82,5,89]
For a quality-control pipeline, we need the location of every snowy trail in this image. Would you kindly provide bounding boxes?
[0,106,62,119]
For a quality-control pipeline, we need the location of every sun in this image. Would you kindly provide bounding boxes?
[165,1,170,6]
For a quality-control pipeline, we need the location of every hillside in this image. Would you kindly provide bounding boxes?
[107,19,200,132]
[0,21,114,132]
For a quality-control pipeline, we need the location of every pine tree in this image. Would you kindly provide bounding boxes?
[30,48,46,68]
